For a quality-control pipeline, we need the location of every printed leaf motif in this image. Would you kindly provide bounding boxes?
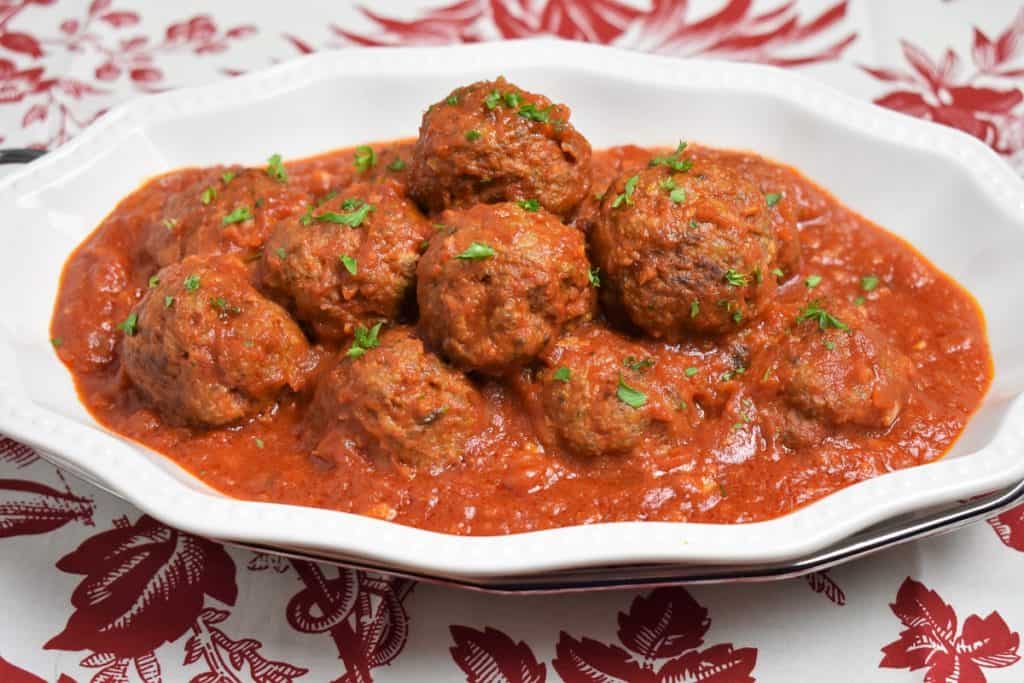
[656,644,757,683]
[0,478,94,538]
[0,437,40,468]
[0,656,77,683]
[804,571,846,606]
[553,633,656,683]
[450,625,546,683]
[45,515,237,658]
[617,587,710,659]
[880,577,1020,682]
[989,504,1024,551]
[0,32,44,58]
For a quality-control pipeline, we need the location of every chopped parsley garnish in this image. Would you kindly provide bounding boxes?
[504,91,522,108]
[690,300,700,318]
[689,219,700,229]
[753,267,763,284]
[553,366,571,383]
[266,153,288,183]
[685,366,699,377]
[854,296,866,306]
[797,301,849,331]
[616,374,647,408]
[624,356,655,372]
[340,254,358,275]
[253,437,264,449]
[316,190,339,207]
[824,339,837,350]
[210,297,241,316]
[649,141,693,172]
[200,186,217,205]
[659,177,676,191]
[720,366,746,382]
[222,206,253,225]
[50,337,62,348]
[162,218,178,231]
[861,275,879,292]
[724,270,747,287]
[517,198,540,212]
[805,274,822,289]
[346,322,383,359]
[771,267,785,277]
[183,274,201,291]
[353,145,376,172]
[314,200,375,228]
[484,90,502,110]
[588,266,601,288]
[445,94,459,105]
[164,295,174,308]
[275,247,286,259]
[456,242,495,260]
[148,275,160,288]
[732,310,743,324]
[221,171,236,185]
[117,312,138,336]
[465,129,481,141]
[669,188,687,204]
[518,103,552,123]
[387,157,406,171]
[255,198,264,209]
[765,192,782,207]
[612,174,639,208]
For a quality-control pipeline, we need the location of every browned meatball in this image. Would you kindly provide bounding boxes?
[762,302,912,429]
[306,326,483,468]
[122,255,313,426]
[590,156,777,339]
[258,179,433,341]
[534,326,662,457]
[408,77,592,218]
[417,202,595,375]
[143,166,308,267]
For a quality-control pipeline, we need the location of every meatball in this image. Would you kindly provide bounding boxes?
[306,326,483,468]
[417,202,596,375]
[258,179,433,341]
[590,155,778,338]
[408,77,592,218]
[534,326,661,457]
[122,255,313,426]
[143,166,308,268]
[763,302,912,429]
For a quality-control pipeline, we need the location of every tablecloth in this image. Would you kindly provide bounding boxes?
[2,1,1023,681]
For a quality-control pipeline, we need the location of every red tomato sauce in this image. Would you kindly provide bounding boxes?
[49,141,992,535]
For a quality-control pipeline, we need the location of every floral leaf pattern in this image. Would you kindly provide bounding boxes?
[0,478,94,538]
[450,625,547,683]
[862,10,1024,156]
[804,571,846,606]
[989,503,1024,552]
[880,577,1020,682]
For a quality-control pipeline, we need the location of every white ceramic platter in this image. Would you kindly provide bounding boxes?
[2,39,1024,584]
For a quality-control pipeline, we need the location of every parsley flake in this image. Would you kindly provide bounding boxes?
[183,274,200,292]
[50,337,62,348]
[118,312,138,336]
[612,174,639,209]
[771,267,785,277]
[148,275,160,288]
[221,171,236,185]
[685,366,699,377]
[457,242,495,260]
[465,130,481,141]
[266,153,288,183]
[445,94,459,105]
[624,356,655,371]
[518,103,551,123]
[669,188,687,204]
[724,270,747,287]
[353,145,376,172]
[164,295,174,308]
[200,186,216,205]
[861,275,879,292]
[340,254,358,275]
[387,157,406,172]
[162,218,178,231]
[588,266,601,288]
[517,198,540,212]
[553,366,571,383]
[275,247,286,259]
[690,300,700,318]
[314,200,375,228]
[649,141,693,172]
[797,301,849,331]
[805,274,822,289]
[222,206,253,225]
[346,322,383,358]
[617,374,647,409]
[253,437,264,449]
[484,90,501,110]
[765,192,782,207]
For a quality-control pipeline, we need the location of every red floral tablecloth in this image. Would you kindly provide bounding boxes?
[2,2,1024,681]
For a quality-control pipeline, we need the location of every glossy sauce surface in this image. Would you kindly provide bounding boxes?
[50,141,992,535]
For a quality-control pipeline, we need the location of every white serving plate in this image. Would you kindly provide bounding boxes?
[1,39,1023,584]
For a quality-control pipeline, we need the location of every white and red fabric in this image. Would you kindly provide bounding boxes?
[1,2,1023,681]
